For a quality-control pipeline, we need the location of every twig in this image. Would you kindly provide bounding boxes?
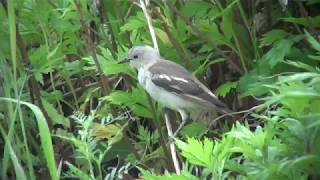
[153,9,192,70]
[164,1,244,74]
[16,24,53,128]
[139,0,179,173]
[140,0,180,174]
[164,109,181,174]
[139,0,158,51]
[208,104,264,130]
[145,92,175,172]
[298,2,316,34]
[100,0,118,54]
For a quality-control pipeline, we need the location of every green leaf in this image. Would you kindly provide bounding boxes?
[309,55,320,61]
[65,162,93,180]
[0,127,27,180]
[42,98,70,128]
[264,38,294,67]
[120,12,146,32]
[102,87,152,118]
[155,28,170,45]
[260,29,289,47]
[282,16,320,28]
[0,98,59,180]
[138,167,199,180]
[103,91,132,106]
[305,30,320,52]
[181,122,206,137]
[101,60,136,78]
[181,1,210,17]
[284,60,319,72]
[215,81,238,97]
[221,11,233,41]
[175,138,214,168]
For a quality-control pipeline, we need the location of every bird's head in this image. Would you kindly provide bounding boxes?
[119,45,160,69]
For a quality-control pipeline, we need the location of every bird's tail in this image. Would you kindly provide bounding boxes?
[190,108,233,126]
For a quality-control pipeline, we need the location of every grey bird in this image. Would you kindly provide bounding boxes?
[120,45,231,136]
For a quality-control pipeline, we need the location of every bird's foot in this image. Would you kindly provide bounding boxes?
[166,129,181,146]
[167,135,175,146]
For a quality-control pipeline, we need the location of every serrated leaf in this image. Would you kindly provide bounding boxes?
[197,20,224,44]
[215,81,238,97]
[42,98,70,128]
[92,123,123,144]
[103,91,132,106]
[139,167,198,180]
[175,138,214,167]
[120,12,145,32]
[102,87,152,118]
[181,1,210,17]
[101,60,136,78]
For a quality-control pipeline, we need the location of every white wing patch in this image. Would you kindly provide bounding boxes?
[172,77,189,83]
[158,74,172,81]
[155,74,189,83]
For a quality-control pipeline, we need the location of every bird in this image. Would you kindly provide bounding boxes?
[120,45,232,137]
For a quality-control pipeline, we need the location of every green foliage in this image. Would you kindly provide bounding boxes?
[215,81,238,97]
[260,29,290,47]
[1,0,320,179]
[102,86,152,118]
[0,98,59,180]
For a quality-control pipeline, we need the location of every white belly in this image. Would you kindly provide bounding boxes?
[138,68,196,111]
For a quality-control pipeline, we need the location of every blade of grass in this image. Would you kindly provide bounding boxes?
[0,125,27,180]
[7,0,16,81]
[0,98,59,180]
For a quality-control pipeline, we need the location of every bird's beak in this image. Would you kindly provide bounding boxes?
[118,57,131,64]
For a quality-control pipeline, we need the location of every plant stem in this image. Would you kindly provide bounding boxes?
[145,92,175,172]
[153,9,192,70]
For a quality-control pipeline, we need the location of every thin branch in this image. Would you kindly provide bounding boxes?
[164,109,181,174]
[208,104,264,130]
[153,9,192,70]
[165,1,244,74]
[139,0,179,173]
[139,0,158,51]
[16,25,53,128]
[100,0,118,54]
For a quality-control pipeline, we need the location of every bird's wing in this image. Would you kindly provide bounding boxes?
[148,60,229,112]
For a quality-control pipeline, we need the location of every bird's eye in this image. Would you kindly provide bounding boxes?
[133,55,138,59]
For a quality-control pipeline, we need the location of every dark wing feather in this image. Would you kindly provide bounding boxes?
[149,60,228,110]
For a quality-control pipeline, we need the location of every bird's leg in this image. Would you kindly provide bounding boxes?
[171,110,188,138]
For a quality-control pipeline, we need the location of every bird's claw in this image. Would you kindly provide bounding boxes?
[167,135,175,146]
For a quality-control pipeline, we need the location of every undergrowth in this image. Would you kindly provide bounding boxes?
[0,0,320,179]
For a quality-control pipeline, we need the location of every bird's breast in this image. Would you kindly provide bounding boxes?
[138,68,149,88]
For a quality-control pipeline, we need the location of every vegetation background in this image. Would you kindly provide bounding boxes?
[1,0,320,179]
